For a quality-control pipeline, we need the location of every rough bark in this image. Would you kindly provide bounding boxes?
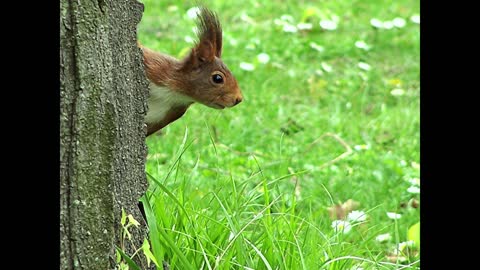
[60,0,150,269]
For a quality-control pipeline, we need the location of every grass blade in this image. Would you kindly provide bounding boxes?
[140,194,196,270]
[115,247,142,270]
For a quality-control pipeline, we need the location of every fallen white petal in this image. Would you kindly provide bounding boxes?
[257,53,270,64]
[390,88,405,96]
[347,210,367,222]
[358,62,371,71]
[370,18,383,28]
[410,14,420,24]
[354,144,370,151]
[355,40,370,50]
[320,20,338,30]
[393,17,406,28]
[184,36,194,43]
[283,24,298,33]
[239,62,255,71]
[408,177,420,186]
[386,212,402,219]
[297,23,313,30]
[310,42,325,52]
[407,186,420,194]
[321,62,333,73]
[280,14,294,23]
[186,7,200,19]
[375,233,392,242]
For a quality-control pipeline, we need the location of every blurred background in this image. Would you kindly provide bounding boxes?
[138,0,419,268]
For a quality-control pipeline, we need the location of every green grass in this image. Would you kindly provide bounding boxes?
[136,0,420,269]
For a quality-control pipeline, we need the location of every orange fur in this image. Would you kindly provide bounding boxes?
[140,7,242,136]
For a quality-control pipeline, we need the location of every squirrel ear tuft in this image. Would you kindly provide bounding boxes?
[196,7,222,58]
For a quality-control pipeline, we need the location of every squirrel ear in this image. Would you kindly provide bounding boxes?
[181,41,215,70]
[196,40,215,63]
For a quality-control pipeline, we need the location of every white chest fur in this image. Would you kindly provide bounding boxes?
[145,83,194,124]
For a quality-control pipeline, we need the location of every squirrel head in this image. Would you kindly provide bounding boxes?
[178,7,242,109]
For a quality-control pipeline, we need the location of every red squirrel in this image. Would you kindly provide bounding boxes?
[139,7,243,136]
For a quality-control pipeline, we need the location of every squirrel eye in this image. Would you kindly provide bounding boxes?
[212,74,224,84]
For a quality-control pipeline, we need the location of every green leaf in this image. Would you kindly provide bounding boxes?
[116,247,142,270]
[139,195,162,263]
[127,214,140,227]
[121,208,127,227]
[123,227,132,240]
[116,249,122,264]
[407,222,420,248]
[119,262,129,270]
[142,238,160,268]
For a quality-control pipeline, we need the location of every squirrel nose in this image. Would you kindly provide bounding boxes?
[234,97,243,105]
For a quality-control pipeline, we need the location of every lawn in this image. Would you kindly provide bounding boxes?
[130,0,420,269]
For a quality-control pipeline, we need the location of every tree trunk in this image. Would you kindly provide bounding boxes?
[60,0,150,269]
